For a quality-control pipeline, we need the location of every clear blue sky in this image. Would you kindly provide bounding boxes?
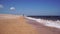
[0,0,60,16]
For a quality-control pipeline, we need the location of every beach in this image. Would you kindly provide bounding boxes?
[0,14,60,34]
[0,14,38,34]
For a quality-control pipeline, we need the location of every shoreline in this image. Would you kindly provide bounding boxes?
[0,14,60,34]
[26,19,60,34]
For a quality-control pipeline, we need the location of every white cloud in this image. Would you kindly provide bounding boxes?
[10,7,16,11]
[0,4,3,8]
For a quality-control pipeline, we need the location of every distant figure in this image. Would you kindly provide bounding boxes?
[23,14,24,17]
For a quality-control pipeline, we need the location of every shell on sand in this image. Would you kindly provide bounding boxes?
[0,14,38,34]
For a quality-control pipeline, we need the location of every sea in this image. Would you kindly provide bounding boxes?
[27,16,60,21]
[25,16,60,29]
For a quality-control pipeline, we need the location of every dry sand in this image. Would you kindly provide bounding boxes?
[0,14,38,34]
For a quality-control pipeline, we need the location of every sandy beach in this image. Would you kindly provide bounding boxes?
[0,14,38,34]
[0,14,60,34]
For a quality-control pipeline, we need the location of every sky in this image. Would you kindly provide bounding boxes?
[0,0,60,16]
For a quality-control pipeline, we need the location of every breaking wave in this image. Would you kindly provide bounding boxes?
[25,17,60,29]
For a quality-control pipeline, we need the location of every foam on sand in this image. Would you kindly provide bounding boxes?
[25,17,60,29]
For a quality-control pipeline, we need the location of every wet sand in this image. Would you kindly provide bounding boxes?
[26,18,60,34]
[0,14,38,34]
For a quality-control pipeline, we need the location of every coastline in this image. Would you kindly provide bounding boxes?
[0,14,60,34]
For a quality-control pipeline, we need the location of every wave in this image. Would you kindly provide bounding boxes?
[25,17,60,29]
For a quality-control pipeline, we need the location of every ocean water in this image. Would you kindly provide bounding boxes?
[27,16,60,21]
[25,16,60,29]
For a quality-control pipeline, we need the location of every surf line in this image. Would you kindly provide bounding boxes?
[25,17,60,29]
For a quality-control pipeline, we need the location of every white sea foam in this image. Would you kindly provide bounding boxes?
[25,17,60,28]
